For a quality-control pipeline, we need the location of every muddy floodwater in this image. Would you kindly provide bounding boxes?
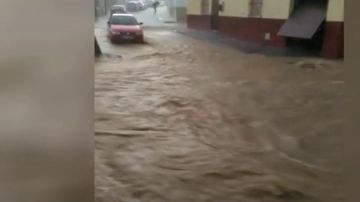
[95,27,344,202]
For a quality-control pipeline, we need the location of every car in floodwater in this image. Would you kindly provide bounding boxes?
[107,13,144,43]
[135,1,146,10]
[110,5,127,15]
[126,1,140,12]
[128,0,146,11]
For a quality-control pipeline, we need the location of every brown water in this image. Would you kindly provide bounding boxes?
[95,28,344,202]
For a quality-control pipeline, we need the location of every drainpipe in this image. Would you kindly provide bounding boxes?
[174,0,177,22]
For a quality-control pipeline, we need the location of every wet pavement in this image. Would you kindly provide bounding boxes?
[95,11,344,202]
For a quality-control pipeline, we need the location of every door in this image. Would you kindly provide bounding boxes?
[211,0,220,30]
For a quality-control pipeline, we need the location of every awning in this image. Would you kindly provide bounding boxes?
[278,2,327,39]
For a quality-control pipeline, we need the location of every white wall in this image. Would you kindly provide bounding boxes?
[176,0,187,7]
[168,0,186,8]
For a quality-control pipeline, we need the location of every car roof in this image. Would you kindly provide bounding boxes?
[112,5,125,8]
[111,13,135,17]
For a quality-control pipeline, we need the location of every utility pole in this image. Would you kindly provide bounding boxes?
[174,0,177,23]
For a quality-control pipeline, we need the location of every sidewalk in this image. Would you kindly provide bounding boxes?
[174,27,328,58]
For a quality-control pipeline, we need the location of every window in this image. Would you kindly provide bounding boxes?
[201,0,210,15]
[110,15,138,25]
[249,0,263,18]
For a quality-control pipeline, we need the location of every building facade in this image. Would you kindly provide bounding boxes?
[187,0,344,58]
[95,0,106,17]
[166,0,188,23]
[96,0,115,18]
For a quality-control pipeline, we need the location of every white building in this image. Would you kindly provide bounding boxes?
[166,0,187,23]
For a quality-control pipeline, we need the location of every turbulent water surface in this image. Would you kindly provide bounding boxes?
[95,22,343,202]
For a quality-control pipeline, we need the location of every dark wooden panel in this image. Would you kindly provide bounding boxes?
[217,16,286,47]
[187,15,211,30]
[322,22,344,58]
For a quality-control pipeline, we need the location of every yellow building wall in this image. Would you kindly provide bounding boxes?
[262,0,291,19]
[187,0,344,21]
[219,0,249,17]
[326,0,344,22]
[187,0,201,15]
[219,0,291,19]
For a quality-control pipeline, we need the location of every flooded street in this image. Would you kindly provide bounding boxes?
[95,10,344,202]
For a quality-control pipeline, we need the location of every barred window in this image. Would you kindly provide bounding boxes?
[249,0,263,18]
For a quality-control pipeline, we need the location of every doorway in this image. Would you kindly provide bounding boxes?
[280,0,328,55]
[285,21,326,54]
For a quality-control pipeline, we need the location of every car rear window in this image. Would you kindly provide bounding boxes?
[110,16,138,25]
[111,8,126,14]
